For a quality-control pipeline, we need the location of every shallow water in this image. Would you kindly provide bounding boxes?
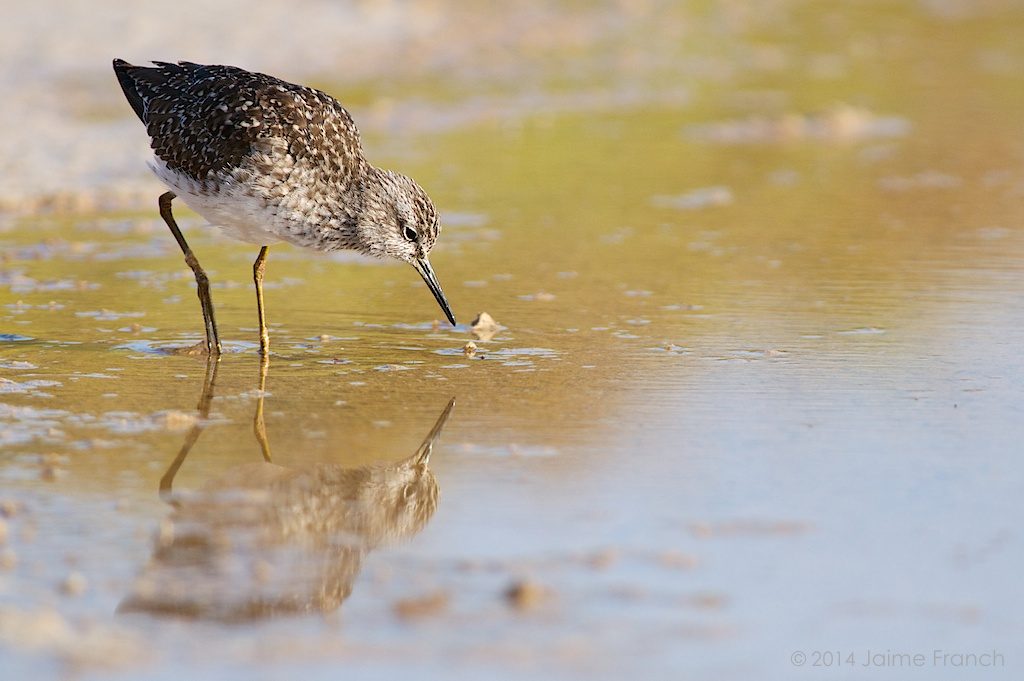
[3,2,1024,679]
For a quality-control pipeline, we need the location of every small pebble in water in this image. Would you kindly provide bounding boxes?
[393,591,450,620]
[657,550,699,570]
[39,454,64,482]
[60,571,88,596]
[586,548,619,570]
[470,311,500,341]
[505,579,551,610]
[0,499,20,518]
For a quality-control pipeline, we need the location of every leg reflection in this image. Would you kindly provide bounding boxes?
[159,357,218,499]
[254,354,272,463]
[159,356,274,498]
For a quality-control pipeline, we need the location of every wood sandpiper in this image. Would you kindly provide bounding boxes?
[113,59,456,357]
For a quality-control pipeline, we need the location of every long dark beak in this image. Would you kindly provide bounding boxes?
[412,257,456,326]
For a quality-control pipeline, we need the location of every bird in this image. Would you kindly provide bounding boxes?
[112,59,456,357]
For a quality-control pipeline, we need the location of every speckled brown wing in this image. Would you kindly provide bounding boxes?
[112,60,364,184]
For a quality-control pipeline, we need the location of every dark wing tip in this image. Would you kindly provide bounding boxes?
[112,59,149,124]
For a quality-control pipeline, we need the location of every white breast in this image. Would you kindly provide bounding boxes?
[149,156,287,246]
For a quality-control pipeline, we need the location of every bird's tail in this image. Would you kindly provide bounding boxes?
[113,58,174,124]
[112,59,150,123]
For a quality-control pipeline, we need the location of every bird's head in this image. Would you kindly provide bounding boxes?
[357,169,455,325]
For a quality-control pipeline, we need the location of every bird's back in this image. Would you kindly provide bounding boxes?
[112,60,365,187]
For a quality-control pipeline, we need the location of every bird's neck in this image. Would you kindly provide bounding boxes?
[314,168,374,253]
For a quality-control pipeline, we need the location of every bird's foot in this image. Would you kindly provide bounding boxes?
[172,341,220,358]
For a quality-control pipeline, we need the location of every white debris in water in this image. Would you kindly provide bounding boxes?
[0,378,62,395]
[685,104,911,144]
[651,186,734,210]
[877,171,962,191]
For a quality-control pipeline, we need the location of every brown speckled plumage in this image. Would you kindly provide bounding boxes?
[113,59,455,354]
[116,60,364,188]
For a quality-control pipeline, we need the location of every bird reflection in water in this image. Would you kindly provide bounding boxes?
[120,358,455,621]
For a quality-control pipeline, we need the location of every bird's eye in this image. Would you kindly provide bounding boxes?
[402,224,418,242]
